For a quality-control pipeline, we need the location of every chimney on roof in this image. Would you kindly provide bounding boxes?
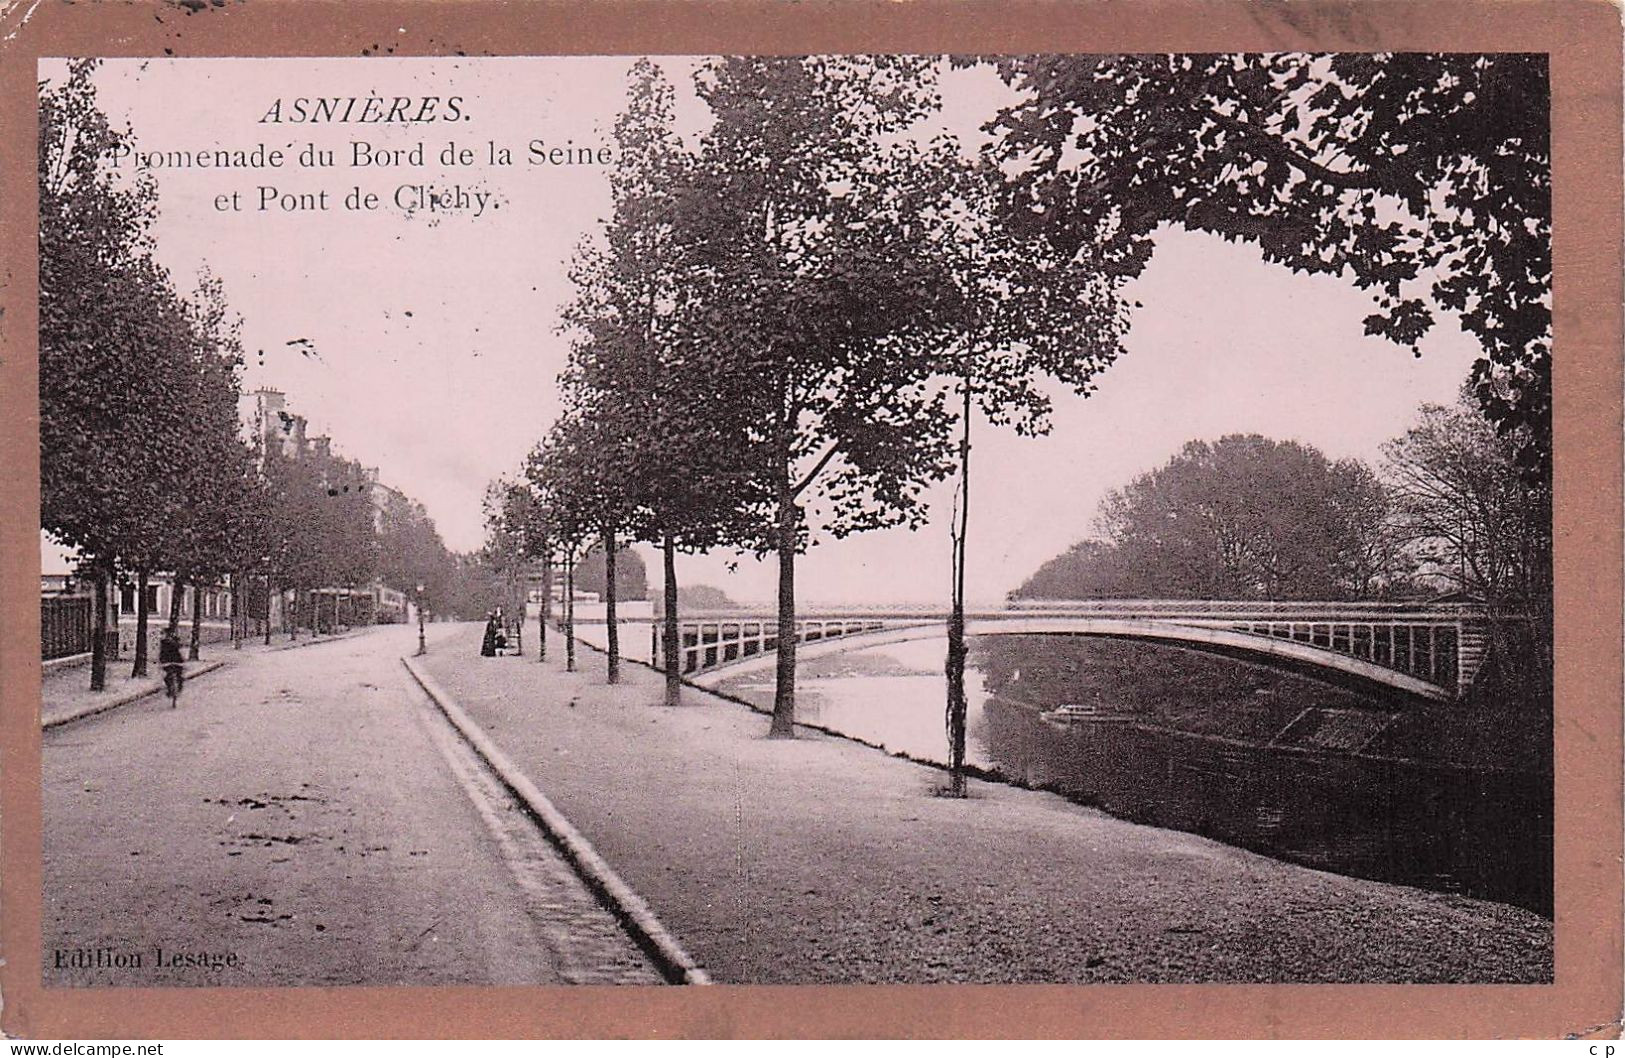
[257,388,287,422]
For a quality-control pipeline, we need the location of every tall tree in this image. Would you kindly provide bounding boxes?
[39,60,165,687]
[481,478,539,640]
[677,55,973,736]
[524,418,605,674]
[919,155,1131,794]
[377,491,457,617]
[90,258,196,680]
[41,62,264,681]
[261,446,329,638]
[165,269,256,659]
[977,53,1552,480]
[533,398,640,683]
[559,59,767,705]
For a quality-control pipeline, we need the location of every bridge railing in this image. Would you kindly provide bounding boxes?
[653,599,1496,695]
[1219,618,1464,691]
[1005,599,1489,620]
[653,617,894,675]
[660,599,1489,621]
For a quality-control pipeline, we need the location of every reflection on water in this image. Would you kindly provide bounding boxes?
[716,635,1552,916]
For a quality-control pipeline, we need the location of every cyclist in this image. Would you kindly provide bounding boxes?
[158,626,185,706]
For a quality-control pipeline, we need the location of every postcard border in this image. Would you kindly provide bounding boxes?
[1,0,1619,1040]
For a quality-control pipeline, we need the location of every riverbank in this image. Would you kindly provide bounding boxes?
[418,624,1551,984]
[704,633,1551,914]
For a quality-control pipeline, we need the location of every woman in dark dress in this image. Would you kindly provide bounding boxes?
[480,612,498,657]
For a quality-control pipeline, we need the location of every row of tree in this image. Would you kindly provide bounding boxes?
[1017,435,1403,602]
[40,61,456,688]
[486,53,1551,789]
[1018,393,1550,606]
[489,56,1128,768]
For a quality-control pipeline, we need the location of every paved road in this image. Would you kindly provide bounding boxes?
[43,624,660,987]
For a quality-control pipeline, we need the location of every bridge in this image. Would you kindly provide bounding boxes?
[649,600,1496,704]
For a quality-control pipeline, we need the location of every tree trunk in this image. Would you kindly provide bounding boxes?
[542,562,552,656]
[90,560,109,692]
[263,578,273,646]
[564,555,577,673]
[768,493,799,738]
[603,528,620,685]
[189,582,203,661]
[662,532,681,707]
[945,381,973,797]
[167,576,185,635]
[131,568,151,678]
[231,573,243,650]
[946,605,967,796]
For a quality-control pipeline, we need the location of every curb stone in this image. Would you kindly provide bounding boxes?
[400,654,712,986]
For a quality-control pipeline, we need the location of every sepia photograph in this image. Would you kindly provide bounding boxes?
[30,48,1559,993]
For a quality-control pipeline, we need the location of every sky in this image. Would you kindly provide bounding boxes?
[42,57,1480,605]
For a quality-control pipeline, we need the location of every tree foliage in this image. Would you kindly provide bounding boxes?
[1382,387,1551,623]
[573,545,647,600]
[671,56,989,732]
[1015,435,1407,601]
[542,56,1142,735]
[167,269,260,589]
[559,60,766,558]
[40,61,266,682]
[376,489,456,608]
[978,53,1551,478]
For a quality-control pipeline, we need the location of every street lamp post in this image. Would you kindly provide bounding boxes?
[415,583,426,656]
[261,555,273,646]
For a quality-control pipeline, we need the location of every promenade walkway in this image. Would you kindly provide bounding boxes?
[417,624,1551,985]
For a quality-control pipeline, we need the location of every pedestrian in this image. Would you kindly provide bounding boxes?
[159,625,185,706]
[480,612,498,657]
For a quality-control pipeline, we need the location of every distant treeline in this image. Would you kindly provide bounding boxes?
[1011,393,1553,701]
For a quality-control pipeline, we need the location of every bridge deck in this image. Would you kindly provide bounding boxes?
[646,600,1495,702]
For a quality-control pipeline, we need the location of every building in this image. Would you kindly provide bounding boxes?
[246,387,416,630]
[40,388,424,662]
[39,533,238,661]
[248,387,308,465]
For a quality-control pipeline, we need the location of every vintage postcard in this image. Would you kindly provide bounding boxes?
[1,0,1619,1041]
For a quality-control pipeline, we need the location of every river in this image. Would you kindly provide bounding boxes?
[714,634,1552,916]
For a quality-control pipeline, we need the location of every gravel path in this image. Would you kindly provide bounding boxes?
[419,624,1552,984]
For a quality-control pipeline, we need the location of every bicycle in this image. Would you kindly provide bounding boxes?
[162,662,185,708]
